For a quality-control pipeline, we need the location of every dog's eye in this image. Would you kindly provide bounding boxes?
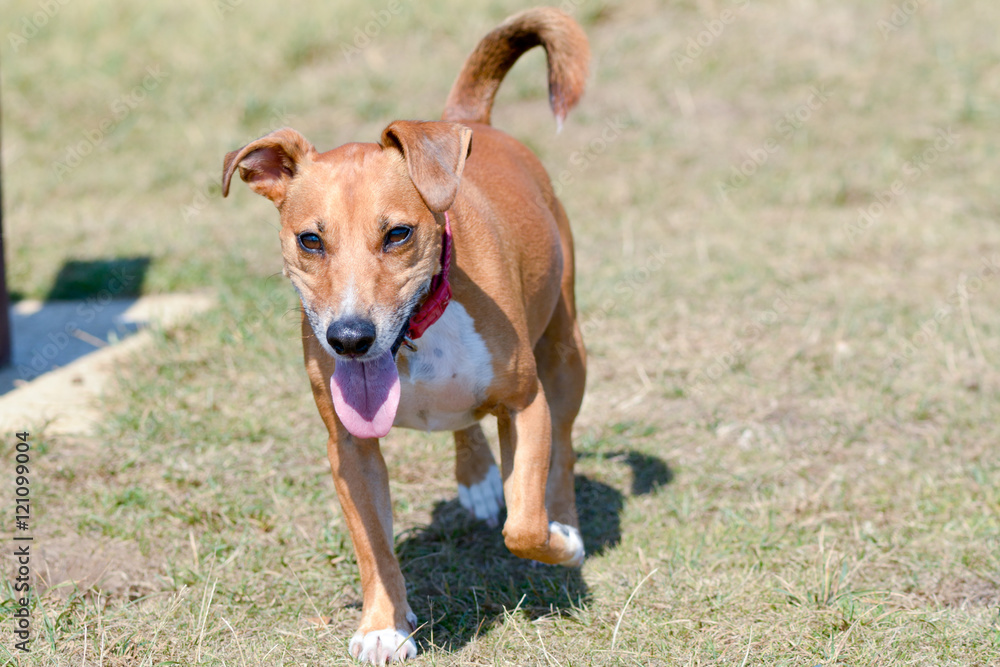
[298,232,323,253]
[383,226,412,249]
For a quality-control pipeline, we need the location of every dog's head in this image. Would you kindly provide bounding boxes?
[222,121,472,361]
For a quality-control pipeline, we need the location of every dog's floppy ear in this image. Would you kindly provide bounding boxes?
[222,128,318,208]
[381,121,473,213]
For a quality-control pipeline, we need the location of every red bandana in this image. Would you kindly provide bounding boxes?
[405,211,453,341]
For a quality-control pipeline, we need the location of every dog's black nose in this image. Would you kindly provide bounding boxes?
[326,318,377,357]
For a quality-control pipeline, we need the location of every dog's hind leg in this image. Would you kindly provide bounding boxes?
[534,292,586,542]
[455,423,505,527]
[497,376,583,567]
[531,192,587,564]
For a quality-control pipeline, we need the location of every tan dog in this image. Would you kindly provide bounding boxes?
[222,8,589,663]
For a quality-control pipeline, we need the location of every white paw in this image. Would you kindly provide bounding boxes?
[458,464,505,527]
[349,616,418,664]
[550,521,585,567]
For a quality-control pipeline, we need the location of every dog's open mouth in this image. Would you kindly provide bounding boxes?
[328,212,452,440]
[330,349,401,439]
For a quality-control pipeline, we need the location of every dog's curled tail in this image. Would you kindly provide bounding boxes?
[442,8,589,129]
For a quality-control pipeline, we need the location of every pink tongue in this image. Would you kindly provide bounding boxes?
[330,350,401,439]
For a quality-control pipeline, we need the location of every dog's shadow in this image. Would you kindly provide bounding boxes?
[396,450,672,652]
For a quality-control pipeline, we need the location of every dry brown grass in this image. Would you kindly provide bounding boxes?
[2,0,999,664]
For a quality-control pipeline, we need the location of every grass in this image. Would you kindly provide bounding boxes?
[2,0,1000,664]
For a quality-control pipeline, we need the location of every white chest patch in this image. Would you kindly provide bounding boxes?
[394,301,494,432]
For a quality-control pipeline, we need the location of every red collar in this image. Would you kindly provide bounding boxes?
[405,210,453,341]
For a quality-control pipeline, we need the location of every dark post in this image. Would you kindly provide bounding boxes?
[0,64,10,368]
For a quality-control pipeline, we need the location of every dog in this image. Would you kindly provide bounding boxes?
[222,8,589,663]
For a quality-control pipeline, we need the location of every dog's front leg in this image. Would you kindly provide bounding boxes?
[326,430,417,663]
[497,381,585,567]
